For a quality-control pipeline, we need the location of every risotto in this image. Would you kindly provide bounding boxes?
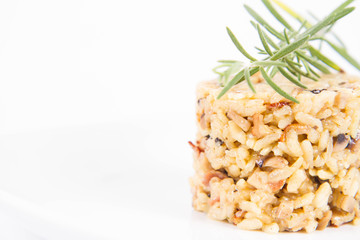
[189,73,360,233]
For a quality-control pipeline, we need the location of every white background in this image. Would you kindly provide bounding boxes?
[0,0,359,239]
[0,0,359,134]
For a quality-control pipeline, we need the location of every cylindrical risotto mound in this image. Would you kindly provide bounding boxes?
[189,73,360,233]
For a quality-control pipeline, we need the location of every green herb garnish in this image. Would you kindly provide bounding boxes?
[214,0,360,103]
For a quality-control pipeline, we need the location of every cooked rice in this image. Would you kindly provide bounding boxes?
[189,73,360,233]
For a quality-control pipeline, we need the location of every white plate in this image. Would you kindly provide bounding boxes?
[0,115,359,239]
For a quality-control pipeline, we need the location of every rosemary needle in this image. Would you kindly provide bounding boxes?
[214,0,360,102]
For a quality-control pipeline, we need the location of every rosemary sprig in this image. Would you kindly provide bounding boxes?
[214,0,360,102]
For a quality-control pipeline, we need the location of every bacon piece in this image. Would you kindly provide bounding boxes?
[188,141,204,157]
[266,101,291,110]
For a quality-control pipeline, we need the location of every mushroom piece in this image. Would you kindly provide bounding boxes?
[331,209,355,226]
[247,169,285,192]
[262,157,288,169]
[280,124,312,142]
[268,179,286,192]
[247,169,269,190]
[333,134,349,153]
[252,113,272,138]
[227,110,251,132]
[347,136,360,153]
[202,171,227,187]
